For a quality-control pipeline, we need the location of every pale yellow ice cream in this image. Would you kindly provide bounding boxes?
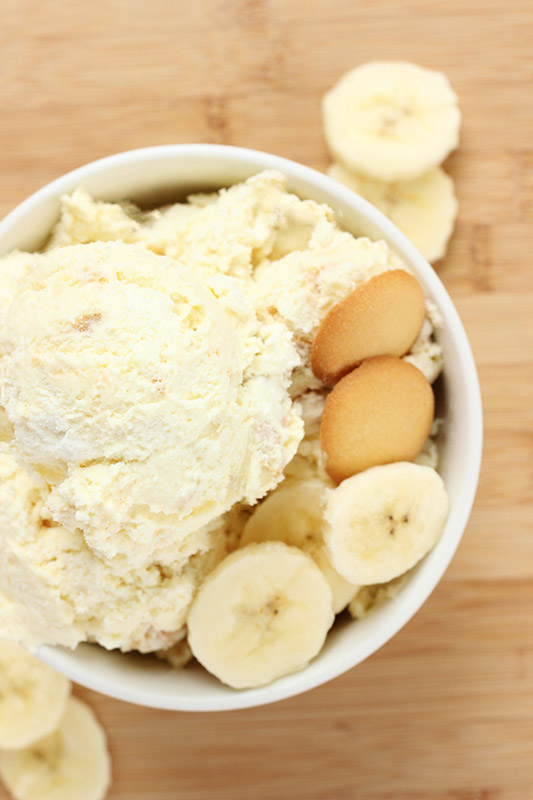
[0,451,225,651]
[1,242,301,571]
[0,170,443,653]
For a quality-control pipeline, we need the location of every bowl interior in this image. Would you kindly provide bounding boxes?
[0,145,482,711]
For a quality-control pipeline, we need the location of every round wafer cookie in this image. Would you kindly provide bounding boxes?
[320,355,434,482]
[311,270,426,385]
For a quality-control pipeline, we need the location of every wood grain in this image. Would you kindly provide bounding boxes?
[1,1,532,798]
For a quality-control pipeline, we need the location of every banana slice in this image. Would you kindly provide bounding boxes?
[0,696,111,800]
[240,480,358,613]
[0,641,71,750]
[328,163,458,263]
[324,462,449,585]
[187,542,334,689]
[323,61,461,181]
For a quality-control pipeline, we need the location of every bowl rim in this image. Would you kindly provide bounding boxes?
[0,143,483,711]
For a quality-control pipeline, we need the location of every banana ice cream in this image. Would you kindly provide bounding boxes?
[0,170,443,656]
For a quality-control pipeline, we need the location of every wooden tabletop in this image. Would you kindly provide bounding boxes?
[1,1,532,798]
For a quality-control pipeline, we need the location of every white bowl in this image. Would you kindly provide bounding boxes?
[0,144,482,711]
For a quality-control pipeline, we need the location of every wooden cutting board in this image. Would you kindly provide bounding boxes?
[0,1,532,798]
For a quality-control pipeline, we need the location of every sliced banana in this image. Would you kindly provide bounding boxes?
[0,641,71,750]
[187,542,334,689]
[0,696,111,800]
[323,61,461,181]
[240,479,358,613]
[328,163,458,263]
[324,462,449,585]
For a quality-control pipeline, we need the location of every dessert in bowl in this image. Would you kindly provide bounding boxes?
[0,144,482,710]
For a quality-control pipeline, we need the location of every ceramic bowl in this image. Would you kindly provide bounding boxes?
[0,144,483,710]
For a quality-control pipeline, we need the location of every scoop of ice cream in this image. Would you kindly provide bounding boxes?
[0,451,225,652]
[45,188,143,250]
[1,242,241,467]
[0,241,302,569]
[253,216,406,395]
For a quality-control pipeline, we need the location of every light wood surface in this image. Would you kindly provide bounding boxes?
[1,1,532,798]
